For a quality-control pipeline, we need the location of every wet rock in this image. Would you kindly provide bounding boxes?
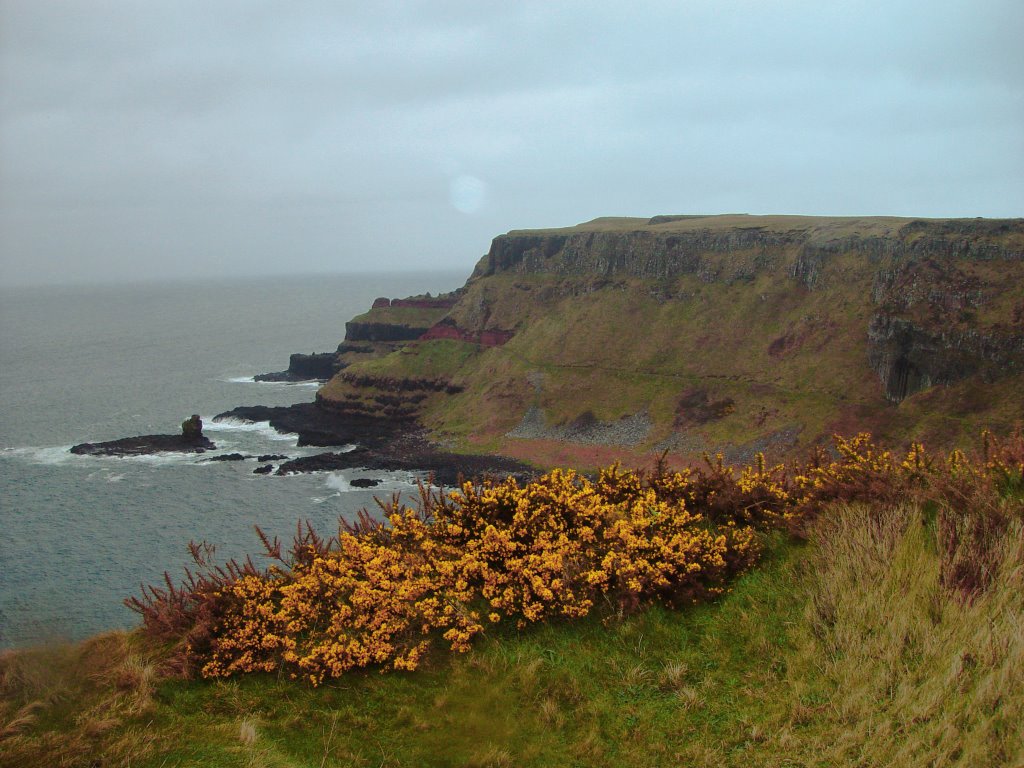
[202,453,248,462]
[213,402,395,448]
[274,444,533,487]
[253,464,274,474]
[71,433,215,457]
[350,478,381,488]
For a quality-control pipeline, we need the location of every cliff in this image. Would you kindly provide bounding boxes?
[319,215,1024,467]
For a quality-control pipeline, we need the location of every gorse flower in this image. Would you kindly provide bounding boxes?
[129,430,1024,684]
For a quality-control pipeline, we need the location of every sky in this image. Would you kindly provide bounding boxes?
[1,1,1022,286]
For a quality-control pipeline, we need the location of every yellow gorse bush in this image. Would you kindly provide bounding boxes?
[197,465,766,684]
[129,431,1023,684]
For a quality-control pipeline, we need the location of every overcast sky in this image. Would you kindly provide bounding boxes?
[1,1,1021,285]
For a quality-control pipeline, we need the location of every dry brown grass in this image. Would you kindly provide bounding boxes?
[791,503,1024,767]
[0,631,163,767]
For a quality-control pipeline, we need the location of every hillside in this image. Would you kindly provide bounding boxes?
[320,214,1024,469]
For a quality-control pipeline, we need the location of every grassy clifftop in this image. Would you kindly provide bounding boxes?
[321,215,1024,468]
[5,501,1021,766]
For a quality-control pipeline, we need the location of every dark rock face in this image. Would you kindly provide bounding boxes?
[321,374,464,422]
[864,241,1024,402]
[181,414,203,438]
[343,321,431,342]
[212,403,531,484]
[253,464,274,474]
[257,454,289,462]
[71,434,216,457]
[476,219,1024,284]
[867,316,1024,403]
[275,446,533,487]
[224,410,534,485]
[213,402,395,448]
[349,478,380,488]
[255,352,342,382]
[336,373,463,395]
[336,342,375,354]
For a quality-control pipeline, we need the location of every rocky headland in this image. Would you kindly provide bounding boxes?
[254,352,342,383]
[72,215,1024,475]
[317,214,1024,469]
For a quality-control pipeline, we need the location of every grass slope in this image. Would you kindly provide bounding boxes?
[326,263,1022,469]
[4,508,1021,767]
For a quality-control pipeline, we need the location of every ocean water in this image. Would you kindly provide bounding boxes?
[0,271,464,648]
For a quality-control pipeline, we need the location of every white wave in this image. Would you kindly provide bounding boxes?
[2,445,78,466]
[0,445,198,468]
[310,493,342,505]
[323,471,427,494]
[324,474,352,492]
[222,376,321,389]
[203,417,267,431]
[111,451,202,466]
[205,417,298,443]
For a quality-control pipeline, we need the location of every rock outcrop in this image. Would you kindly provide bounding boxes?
[343,321,430,343]
[474,216,1023,284]
[71,414,216,457]
[181,414,203,439]
[255,352,342,382]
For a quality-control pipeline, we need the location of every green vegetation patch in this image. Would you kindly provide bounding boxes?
[348,339,481,381]
[349,305,452,328]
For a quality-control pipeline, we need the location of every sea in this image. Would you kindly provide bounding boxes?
[0,271,465,648]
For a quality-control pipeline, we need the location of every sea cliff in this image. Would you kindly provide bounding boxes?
[319,214,1024,467]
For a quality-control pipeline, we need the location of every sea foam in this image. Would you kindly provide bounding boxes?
[204,417,299,443]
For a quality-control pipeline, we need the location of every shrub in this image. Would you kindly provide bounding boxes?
[129,429,1024,682]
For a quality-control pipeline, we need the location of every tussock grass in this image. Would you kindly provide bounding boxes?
[0,631,164,767]
[5,514,1020,766]
[784,504,1024,767]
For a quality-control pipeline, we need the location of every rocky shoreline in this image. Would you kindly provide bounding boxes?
[214,402,534,486]
[70,399,533,486]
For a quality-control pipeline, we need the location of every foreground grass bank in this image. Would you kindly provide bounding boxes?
[3,508,1022,767]
[3,432,1022,766]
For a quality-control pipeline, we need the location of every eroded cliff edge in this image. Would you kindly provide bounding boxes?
[320,214,1024,467]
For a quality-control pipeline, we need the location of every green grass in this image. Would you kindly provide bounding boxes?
[4,507,1023,767]
[407,270,883,452]
[0,536,800,767]
[345,340,480,381]
[507,213,1024,247]
[349,305,451,329]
